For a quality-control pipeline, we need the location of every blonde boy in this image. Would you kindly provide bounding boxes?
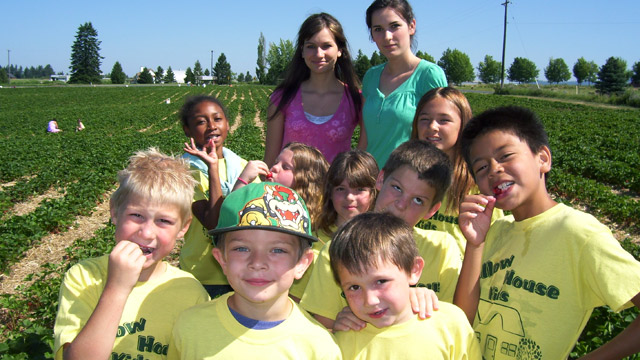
[331,212,480,359]
[168,183,340,359]
[301,140,462,329]
[53,148,210,360]
[455,106,640,359]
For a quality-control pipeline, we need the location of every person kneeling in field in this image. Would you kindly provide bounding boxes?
[53,148,209,360]
[330,212,480,359]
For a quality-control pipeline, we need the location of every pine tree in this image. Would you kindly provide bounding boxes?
[110,61,126,84]
[595,57,628,94]
[69,22,103,84]
[155,66,164,83]
[214,53,232,85]
[164,66,176,83]
[0,67,8,83]
[137,67,153,84]
[354,50,371,81]
[193,60,203,84]
[184,67,196,84]
[245,71,252,83]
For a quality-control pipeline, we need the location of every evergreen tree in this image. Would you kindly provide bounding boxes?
[415,50,435,63]
[245,71,252,82]
[256,32,267,84]
[204,68,210,76]
[507,57,539,84]
[69,22,103,84]
[354,50,371,81]
[630,61,640,87]
[477,55,502,84]
[237,72,245,82]
[193,60,203,84]
[43,64,55,78]
[544,58,571,84]
[110,61,126,84]
[155,66,164,83]
[184,67,196,84]
[0,67,8,83]
[595,57,628,94]
[214,53,232,85]
[164,66,176,83]
[437,48,475,85]
[137,67,153,84]
[370,51,385,66]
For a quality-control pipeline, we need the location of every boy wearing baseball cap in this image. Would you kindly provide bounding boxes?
[168,183,340,359]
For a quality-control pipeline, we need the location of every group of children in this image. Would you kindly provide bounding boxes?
[52,4,640,360]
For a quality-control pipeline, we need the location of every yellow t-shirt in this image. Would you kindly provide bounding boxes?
[289,225,335,299]
[300,227,462,320]
[54,256,209,360]
[167,292,341,359]
[180,158,249,285]
[474,203,640,360]
[335,302,481,359]
[418,188,505,255]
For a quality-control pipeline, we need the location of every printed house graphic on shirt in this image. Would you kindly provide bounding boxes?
[476,299,528,359]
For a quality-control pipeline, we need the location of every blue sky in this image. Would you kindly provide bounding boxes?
[2,0,638,81]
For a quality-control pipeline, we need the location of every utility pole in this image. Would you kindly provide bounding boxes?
[210,50,214,80]
[500,0,510,89]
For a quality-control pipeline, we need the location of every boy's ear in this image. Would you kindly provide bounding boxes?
[109,206,118,225]
[538,145,552,174]
[422,201,441,220]
[375,170,385,191]
[177,217,192,240]
[293,247,314,280]
[212,247,228,275]
[409,256,425,285]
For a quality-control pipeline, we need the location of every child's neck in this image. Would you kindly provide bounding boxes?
[227,291,293,322]
[138,261,166,282]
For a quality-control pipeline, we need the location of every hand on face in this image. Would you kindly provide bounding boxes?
[106,240,147,293]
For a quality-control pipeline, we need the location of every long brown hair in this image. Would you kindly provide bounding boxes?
[269,13,361,123]
[283,142,329,231]
[411,87,474,213]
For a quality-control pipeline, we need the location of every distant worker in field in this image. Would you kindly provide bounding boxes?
[179,95,258,299]
[47,119,62,133]
[454,106,640,359]
[264,12,364,165]
[75,118,85,132]
[53,148,209,360]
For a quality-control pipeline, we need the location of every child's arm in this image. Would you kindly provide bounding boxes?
[578,293,640,360]
[264,103,284,168]
[454,194,495,324]
[232,160,270,191]
[184,138,223,230]
[63,241,145,359]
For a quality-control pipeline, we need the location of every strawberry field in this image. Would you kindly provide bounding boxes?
[0,85,638,359]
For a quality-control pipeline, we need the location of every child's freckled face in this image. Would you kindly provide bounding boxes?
[374,166,437,227]
[111,197,189,270]
[269,149,295,187]
[416,97,462,158]
[338,259,419,328]
[469,130,551,220]
[212,230,312,314]
[183,101,229,154]
[331,179,373,226]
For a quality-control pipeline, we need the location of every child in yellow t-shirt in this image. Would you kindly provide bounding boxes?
[331,212,480,359]
[455,106,640,359]
[54,148,209,360]
[301,140,461,329]
[168,183,340,359]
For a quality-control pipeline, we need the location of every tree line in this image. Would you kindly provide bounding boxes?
[20,22,638,95]
[0,64,57,79]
